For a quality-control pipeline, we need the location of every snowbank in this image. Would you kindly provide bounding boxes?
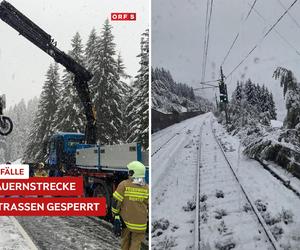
[271,120,283,128]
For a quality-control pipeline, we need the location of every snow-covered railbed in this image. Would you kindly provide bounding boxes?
[16,216,120,250]
[213,117,300,250]
[151,118,191,156]
[152,113,210,249]
[199,117,275,250]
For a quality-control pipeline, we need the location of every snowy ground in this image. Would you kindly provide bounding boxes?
[0,161,120,250]
[270,120,283,128]
[152,114,209,249]
[152,112,300,250]
[214,118,300,250]
[200,117,274,250]
[0,216,32,250]
[16,216,120,250]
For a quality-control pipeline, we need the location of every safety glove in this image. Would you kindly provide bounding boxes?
[113,215,122,237]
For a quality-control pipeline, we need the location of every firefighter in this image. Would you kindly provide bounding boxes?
[34,162,48,177]
[112,161,148,250]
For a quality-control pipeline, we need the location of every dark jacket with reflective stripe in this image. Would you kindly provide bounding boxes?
[112,179,148,233]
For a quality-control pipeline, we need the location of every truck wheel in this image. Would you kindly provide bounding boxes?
[93,181,112,220]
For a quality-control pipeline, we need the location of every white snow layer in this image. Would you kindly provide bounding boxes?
[213,116,300,250]
[0,216,31,249]
[152,113,210,249]
[270,120,283,128]
[152,112,300,250]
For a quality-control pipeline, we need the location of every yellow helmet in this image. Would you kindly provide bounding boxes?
[127,161,145,178]
[38,162,45,169]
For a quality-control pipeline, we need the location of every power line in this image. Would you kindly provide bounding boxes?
[201,79,220,84]
[221,0,258,66]
[201,0,210,83]
[226,0,299,79]
[276,0,300,30]
[221,33,239,66]
[251,3,300,56]
[200,82,219,88]
[194,86,218,91]
[245,0,258,20]
[201,0,214,83]
[262,0,298,40]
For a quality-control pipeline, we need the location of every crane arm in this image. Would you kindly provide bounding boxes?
[0,0,96,144]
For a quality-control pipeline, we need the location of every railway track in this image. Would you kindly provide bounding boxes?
[194,120,204,250]
[195,116,280,250]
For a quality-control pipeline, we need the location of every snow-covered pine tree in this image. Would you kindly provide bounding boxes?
[116,53,133,141]
[127,29,149,148]
[24,63,60,162]
[273,67,300,128]
[228,79,277,130]
[235,81,243,104]
[269,92,277,120]
[85,28,98,73]
[53,32,86,133]
[5,100,27,161]
[230,81,243,115]
[244,79,257,106]
[91,19,123,144]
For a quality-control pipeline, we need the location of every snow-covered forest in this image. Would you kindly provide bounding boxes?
[217,68,300,176]
[219,78,277,132]
[0,97,39,163]
[1,20,149,163]
[152,67,212,113]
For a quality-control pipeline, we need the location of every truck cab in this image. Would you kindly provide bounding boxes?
[48,132,85,172]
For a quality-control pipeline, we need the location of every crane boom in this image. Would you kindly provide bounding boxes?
[0,0,96,144]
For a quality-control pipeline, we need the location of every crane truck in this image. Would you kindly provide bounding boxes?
[0,0,148,219]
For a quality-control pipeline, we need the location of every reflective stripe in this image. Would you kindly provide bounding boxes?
[125,187,148,193]
[124,191,148,196]
[111,207,119,214]
[124,191,148,198]
[113,191,124,202]
[124,194,148,199]
[125,194,147,199]
[124,221,147,231]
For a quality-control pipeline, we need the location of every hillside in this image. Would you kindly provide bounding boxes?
[151,67,212,113]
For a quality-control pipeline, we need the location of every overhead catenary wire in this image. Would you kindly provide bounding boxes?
[226,0,299,80]
[221,0,259,66]
[201,79,220,84]
[194,86,218,91]
[198,78,220,89]
[201,0,214,84]
[251,3,300,56]
[199,82,219,88]
[276,0,300,30]
[221,33,239,66]
[245,0,258,20]
[201,0,210,84]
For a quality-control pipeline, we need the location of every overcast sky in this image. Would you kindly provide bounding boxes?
[0,0,148,108]
[152,0,300,121]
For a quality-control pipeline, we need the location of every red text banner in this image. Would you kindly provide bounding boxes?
[0,197,106,216]
[0,177,84,196]
[111,13,136,21]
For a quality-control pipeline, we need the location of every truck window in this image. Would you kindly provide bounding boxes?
[67,139,82,148]
[50,141,56,152]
